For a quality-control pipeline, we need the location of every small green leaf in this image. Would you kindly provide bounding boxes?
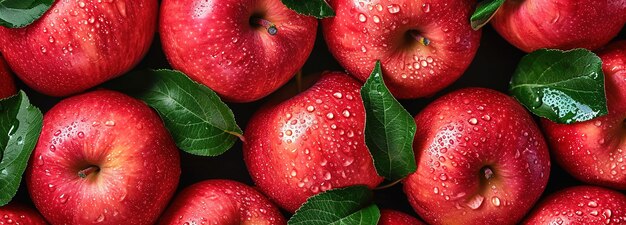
[470,0,505,30]
[107,69,242,156]
[281,0,335,19]
[361,61,417,181]
[0,0,54,28]
[288,186,380,225]
[510,49,607,124]
[0,91,43,206]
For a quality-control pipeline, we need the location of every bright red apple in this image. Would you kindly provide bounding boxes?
[491,0,626,52]
[26,90,180,225]
[322,0,481,99]
[404,88,551,225]
[158,179,285,225]
[159,0,317,103]
[541,40,626,190]
[0,0,158,97]
[378,210,425,225]
[244,72,383,212]
[522,186,626,224]
[0,203,48,225]
[0,55,16,99]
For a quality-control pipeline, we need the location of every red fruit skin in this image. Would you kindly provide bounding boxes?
[491,0,626,52]
[322,0,481,99]
[522,186,626,224]
[0,55,16,99]
[0,203,49,225]
[541,41,626,190]
[159,0,317,103]
[378,210,425,225]
[26,90,180,225]
[404,88,551,225]
[158,180,286,225]
[244,72,383,212]
[0,0,157,97]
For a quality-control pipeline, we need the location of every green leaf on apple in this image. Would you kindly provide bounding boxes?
[470,0,505,30]
[0,0,54,28]
[107,69,243,157]
[0,91,43,206]
[281,0,335,19]
[288,186,380,225]
[361,61,417,181]
[510,48,607,124]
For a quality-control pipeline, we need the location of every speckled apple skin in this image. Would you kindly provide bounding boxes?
[378,210,425,225]
[158,180,286,225]
[522,186,626,224]
[0,203,49,225]
[541,41,626,190]
[244,72,383,212]
[404,88,551,225]
[159,0,317,103]
[492,0,626,52]
[322,0,481,99]
[0,0,157,97]
[0,55,16,99]
[26,90,180,225]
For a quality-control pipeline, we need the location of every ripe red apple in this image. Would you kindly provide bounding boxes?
[541,41,626,190]
[244,72,383,212]
[404,88,551,225]
[522,186,626,224]
[159,0,317,103]
[0,55,16,99]
[378,210,425,225]
[491,1,626,52]
[158,180,285,225]
[322,0,481,99]
[0,203,48,225]
[26,90,180,225]
[0,0,158,97]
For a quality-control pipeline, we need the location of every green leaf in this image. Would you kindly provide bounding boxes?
[0,91,43,206]
[288,186,380,225]
[509,49,607,124]
[107,69,242,156]
[281,0,335,19]
[361,61,417,181]
[470,0,505,30]
[0,0,54,28]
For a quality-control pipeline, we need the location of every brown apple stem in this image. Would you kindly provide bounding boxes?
[252,18,277,35]
[78,165,100,178]
[375,178,403,190]
[410,31,431,46]
[482,166,494,180]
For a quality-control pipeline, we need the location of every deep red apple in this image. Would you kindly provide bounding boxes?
[0,0,158,97]
[158,180,285,225]
[322,0,481,99]
[244,72,383,212]
[491,0,626,52]
[0,55,16,99]
[159,0,317,103]
[378,210,425,225]
[404,88,551,225]
[541,41,626,190]
[522,186,626,224]
[27,90,180,225]
[0,203,48,225]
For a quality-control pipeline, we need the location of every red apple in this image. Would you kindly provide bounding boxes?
[541,41,626,190]
[158,180,285,225]
[378,210,425,225]
[26,90,180,225]
[159,0,317,103]
[0,203,48,225]
[244,72,383,212]
[404,88,551,225]
[491,0,626,52]
[522,186,626,224]
[0,54,16,99]
[322,0,481,99]
[0,0,158,97]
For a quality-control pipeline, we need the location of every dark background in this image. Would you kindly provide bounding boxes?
[12,23,626,221]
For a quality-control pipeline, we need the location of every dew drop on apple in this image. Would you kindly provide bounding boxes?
[37,154,45,166]
[358,14,367,22]
[372,15,380,23]
[326,113,334,119]
[387,4,400,14]
[491,196,501,207]
[468,118,478,125]
[466,194,484,209]
[421,3,431,13]
[105,120,115,126]
[58,194,68,204]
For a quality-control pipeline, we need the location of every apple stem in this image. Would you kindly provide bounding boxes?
[482,167,494,180]
[252,18,277,35]
[410,32,431,46]
[78,166,100,178]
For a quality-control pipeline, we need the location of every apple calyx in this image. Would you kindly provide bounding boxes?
[251,17,277,35]
[78,165,100,179]
[481,166,494,180]
[408,30,430,46]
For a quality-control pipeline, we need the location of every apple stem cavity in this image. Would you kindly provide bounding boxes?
[78,165,100,178]
[409,31,431,46]
[252,17,277,35]
[481,166,494,180]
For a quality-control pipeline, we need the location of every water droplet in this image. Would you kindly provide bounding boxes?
[433,187,439,194]
[333,92,343,99]
[439,173,448,181]
[105,120,115,126]
[468,118,478,125]
[358,14,367,22]
[343,157,354,166]
[323,172,332,180]
[58,194,68,204]
[342,110,351,117]
[421,3,431,13]
[78,1,86,7]
[373,16,380,23]
[491,196,501,206]
[466,195,484,209]
[587,201,598,208]
[54,130,62,136]
[387,4,400,14]
[307,106,315,112]
[77,132,85,138]
[290,169,297,177]
[326,113,334,119]
[95,214,105,223]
